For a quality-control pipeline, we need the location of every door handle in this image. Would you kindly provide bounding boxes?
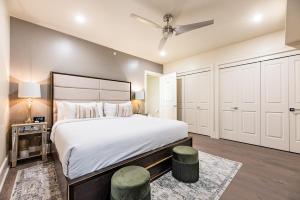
[231,107,239,110]
[196,106,201,109]
[290,108,300,113]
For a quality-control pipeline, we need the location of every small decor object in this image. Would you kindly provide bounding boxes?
[172,146,199,183]
[18,82,41,123]
[111,165,151,200]
[134,90,145,114]
[33,116,45,123]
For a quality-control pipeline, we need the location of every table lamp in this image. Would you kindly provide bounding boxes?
[18,82,41,123]
[134,90,144,114]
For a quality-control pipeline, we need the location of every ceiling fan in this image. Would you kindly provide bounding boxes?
[130,13,214,51]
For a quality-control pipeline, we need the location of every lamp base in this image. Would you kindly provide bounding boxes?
[25,118,33,124]
[25,98,33,123]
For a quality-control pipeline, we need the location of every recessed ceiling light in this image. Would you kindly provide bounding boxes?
[160,50,166,57]
[75,14,86,24]
[252,13,263,23]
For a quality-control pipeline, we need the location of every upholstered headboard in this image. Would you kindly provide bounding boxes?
[51,72,131,124]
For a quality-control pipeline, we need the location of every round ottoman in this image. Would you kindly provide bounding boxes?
[172,146,199,183]
[111,166,151,200]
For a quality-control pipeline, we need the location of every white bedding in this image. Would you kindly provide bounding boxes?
[50,115,188,179]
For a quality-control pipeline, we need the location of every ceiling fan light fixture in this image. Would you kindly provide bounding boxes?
[130,12,214,52]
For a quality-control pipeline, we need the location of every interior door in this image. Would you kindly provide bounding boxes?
[289,55,300,153]
[261,58,289,151]
[184,74,198,133]
[237,63,261,145]
[177,76,185,121]
[160,72,177,119]
[196,71,211,136]
[219,67,239,141]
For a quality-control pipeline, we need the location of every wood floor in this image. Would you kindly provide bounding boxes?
[190,133,300,200]
[1,133,300,200]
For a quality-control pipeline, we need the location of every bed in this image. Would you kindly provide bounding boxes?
[50,72,192,200]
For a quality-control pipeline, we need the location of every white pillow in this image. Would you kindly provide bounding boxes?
[56,101,64,121]
[63,102,77,120]
[117,102,133,117]
[104,103,118,117]
[96,102,104,117]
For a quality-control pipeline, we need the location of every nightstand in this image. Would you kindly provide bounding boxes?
[11,122,48,167]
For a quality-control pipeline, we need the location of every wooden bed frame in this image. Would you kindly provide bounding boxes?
[50,72,192,200]
[52,137,192,200]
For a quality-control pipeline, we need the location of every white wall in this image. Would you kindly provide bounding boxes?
[0,0,10,168]
[146,75,160,117]
[286,0,300,47]
[164,30,295,73]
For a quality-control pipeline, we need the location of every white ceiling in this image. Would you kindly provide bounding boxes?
[8,0,286,64]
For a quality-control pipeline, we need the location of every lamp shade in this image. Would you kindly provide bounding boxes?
[18,82,41,98]
[135,90,144,100]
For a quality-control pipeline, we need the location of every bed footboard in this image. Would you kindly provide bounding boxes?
[52,137,193,200]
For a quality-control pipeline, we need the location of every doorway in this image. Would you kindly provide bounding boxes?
[145,71,161,117]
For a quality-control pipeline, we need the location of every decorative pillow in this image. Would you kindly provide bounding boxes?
[104,103,118,117]
[63,102,77,120]
[76,102,97,119]
[96,102,104,117]
[117,102,133,117]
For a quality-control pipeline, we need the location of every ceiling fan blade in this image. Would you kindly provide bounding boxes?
[175,19,214,35]
[158,37,168,50]
[130,13,162,29]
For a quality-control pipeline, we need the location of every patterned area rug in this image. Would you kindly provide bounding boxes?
[151,151,242,200]
[10,151,242,200]
[10,162,62,200]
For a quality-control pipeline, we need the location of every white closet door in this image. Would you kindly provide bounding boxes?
[237,63,261,145]
[261,58,289,151]
[219,67,239,141]
[289,55,300,153]
[177,77,185,121]
[184,74,198,133]
[196,71,211,136]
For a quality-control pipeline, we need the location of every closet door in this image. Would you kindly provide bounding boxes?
[219,67,239,141]
[177,77,185,121]
[184,74,198,133]
[289,55,300,153]
[261,58,289,151]
[237,63,261,145]
[196,71,211,136]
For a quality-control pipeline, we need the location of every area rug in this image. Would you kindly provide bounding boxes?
[151,151,242,200]
[10,151,242,200]
[10,162,62,200]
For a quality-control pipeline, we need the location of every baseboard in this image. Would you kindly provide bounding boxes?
[0,156,9,193]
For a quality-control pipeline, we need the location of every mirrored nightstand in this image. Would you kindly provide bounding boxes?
[11,122,48,167]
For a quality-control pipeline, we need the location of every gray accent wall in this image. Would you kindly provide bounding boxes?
[10,17,163,126]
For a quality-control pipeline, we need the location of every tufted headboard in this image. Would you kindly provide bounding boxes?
[51,72,131,124]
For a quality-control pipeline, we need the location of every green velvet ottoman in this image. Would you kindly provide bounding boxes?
[172,146,199,183]
[111,166,151,200]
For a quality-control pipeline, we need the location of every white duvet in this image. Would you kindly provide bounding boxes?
[51,115,188,179]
